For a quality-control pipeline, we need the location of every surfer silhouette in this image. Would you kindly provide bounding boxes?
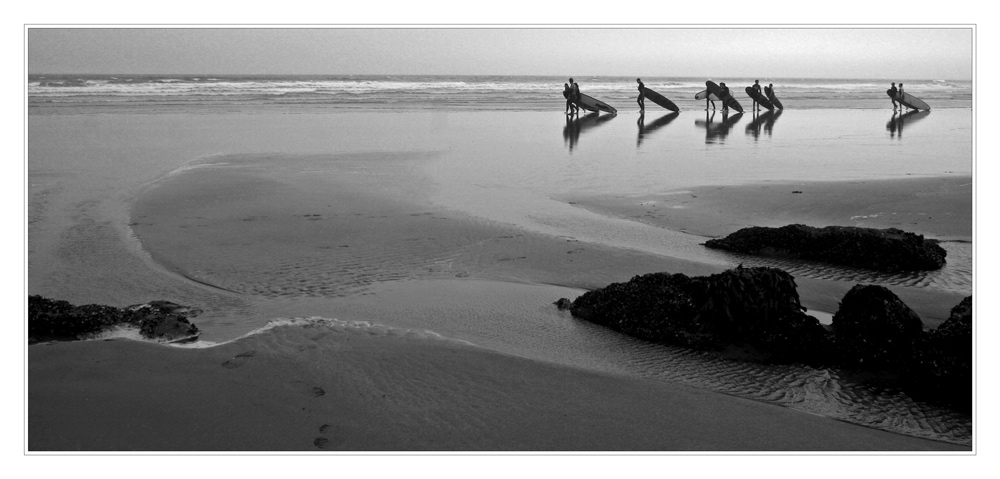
[751,80,762,112]
[898,83,907,111]
[569,78,581,115]
[636,78,645,111]
[563,83,573,114]
[889,82,899,110]
[719,82,730,113]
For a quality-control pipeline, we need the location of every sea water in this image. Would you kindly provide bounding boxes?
[28,74,972,111]
[28,75,974,446]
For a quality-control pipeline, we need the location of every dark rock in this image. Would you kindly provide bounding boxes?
[28,295,200,344]
[554,298,573,311]
[566,266,829,361]
[832,285,923,367]
[910,296,972,409]
[704,224,946,272]
[694,266,829,361]
[569,272,704,344]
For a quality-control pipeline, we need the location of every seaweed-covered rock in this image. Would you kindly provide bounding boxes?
[28,295,200,344]
[569,272,704,344]
[567,266,829,361]
[832,285,923,367]
[694,266,805,336]
[693,266,829,360]
[911,296,972,409]
[704,224,946,272]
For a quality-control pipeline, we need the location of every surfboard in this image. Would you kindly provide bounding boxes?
[745,86,774,111]
[886,89,930,111]
[577,93,617,114]
[695,89,723,101]
[705,81,744,113]
[641,87,679,112]
[765,88,783,110]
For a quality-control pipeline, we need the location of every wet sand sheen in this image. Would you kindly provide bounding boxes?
[30,109,973,451]
[121,152,972,447]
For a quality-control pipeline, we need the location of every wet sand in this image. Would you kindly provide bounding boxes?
[28,109,973,451]
[28,325,969,452]
[567,175,972,241]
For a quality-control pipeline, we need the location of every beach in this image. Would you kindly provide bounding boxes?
[28,78,973,451]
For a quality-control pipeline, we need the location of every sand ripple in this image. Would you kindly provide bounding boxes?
[607,337,972,446]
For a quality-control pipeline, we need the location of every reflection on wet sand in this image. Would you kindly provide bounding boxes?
[887,110,931,139]
[745,109,783,140]
[696,110,743,144]
[636,112,680,148]
[563,112,616,152]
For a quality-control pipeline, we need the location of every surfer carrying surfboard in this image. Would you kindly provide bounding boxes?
[719,82,731,113]
[898,83,907,111]
[751,80,763,112]
[889,83,899,110]
[636,78,645,111]
[563,83,573,114]
[568,78,581,115]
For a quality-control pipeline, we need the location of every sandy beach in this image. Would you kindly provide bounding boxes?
[28,105,973,451]
[29,323,969,451]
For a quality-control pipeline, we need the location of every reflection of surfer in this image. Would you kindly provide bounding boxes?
[636,78,645,111]
[751,80,762,111]
[889,82,899,110]
[563,83,573,114]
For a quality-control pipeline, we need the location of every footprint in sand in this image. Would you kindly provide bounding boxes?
[292,380,326,397]
[221,350,257,369]
[313,437,330,449]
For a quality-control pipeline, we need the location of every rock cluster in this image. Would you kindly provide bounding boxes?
[28,295,201,344]
[704,224,947,272]
[559,267,971,408]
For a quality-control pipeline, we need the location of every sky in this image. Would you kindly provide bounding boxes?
[27,28,973,80]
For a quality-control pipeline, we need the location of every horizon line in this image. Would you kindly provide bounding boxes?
[26,72,973,82]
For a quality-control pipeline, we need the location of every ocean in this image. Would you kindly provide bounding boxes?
[27,74,974,448]
[28,74,973,111]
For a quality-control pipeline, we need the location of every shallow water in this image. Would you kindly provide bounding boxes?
[29,107,973,447]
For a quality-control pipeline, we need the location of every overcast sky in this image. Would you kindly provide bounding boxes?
[28,28,973,80]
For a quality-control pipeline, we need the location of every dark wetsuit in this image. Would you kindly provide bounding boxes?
[720,85,731,111]
[637,81,645,110]
[563,84,572,113]
[889,85,899,109]
[752,83,762,111]
[571,82,581,114]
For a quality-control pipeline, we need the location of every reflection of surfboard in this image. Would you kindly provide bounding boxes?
[745,86,774,110]
[639,112,679,133]
[705,81,744,113]
[765,88,783,109]
[886,109,931,130]
[642,87,679,112]
[577,93,617,114]
[695,89,723,101]
[887,89,931,111]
